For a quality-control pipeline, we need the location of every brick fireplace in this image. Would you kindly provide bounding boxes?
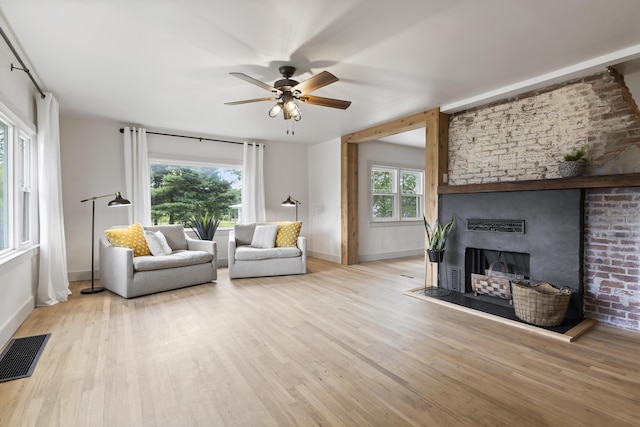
[446,69,640,331]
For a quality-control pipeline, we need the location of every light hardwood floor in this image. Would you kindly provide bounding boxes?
[1,256,639,426]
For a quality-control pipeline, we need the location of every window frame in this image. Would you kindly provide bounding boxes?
[0,103,38,261]
[369,163,424,223]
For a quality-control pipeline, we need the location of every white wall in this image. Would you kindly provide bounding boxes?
[59,117,130,279]
[0,18,39,347]
[263,141,309,224]
[358,141,426,262]
[307,138,342,263]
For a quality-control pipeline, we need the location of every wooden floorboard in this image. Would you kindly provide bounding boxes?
[1,256,639,426]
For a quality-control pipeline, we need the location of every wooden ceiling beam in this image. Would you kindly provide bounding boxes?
[342,110,438,144]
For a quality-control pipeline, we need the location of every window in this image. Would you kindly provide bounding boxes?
[18,134,34,244]
[0,120,9,252]
[370,165,423,221]
[150,162,241,227]
[371,167,397,219]
[0,106,37,259]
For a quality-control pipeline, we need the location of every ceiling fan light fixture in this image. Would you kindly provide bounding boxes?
[227,65,350,126]
[268,103,282,118]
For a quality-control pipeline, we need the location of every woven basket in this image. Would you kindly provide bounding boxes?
[471,261,514,300]
[511,281,571,326]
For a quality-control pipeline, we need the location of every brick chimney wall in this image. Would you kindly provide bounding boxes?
[448,70,640,331]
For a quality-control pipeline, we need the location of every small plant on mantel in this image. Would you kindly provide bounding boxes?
[563,146,587,162]
[423,215,455,262]
[559,145,588,178]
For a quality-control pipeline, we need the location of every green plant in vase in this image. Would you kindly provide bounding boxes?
[559,145,588,177]
[423,215,455,262]
[190,212,221,240]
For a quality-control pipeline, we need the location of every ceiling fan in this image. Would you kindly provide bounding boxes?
[225,65,351,121]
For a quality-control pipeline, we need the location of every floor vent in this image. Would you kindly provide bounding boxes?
[467,219,525,234]
[0,334,51,383]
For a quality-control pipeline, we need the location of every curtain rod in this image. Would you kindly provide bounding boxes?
[119,128,251,146]
[0,24,45,99]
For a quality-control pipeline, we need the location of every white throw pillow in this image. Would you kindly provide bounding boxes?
[250,224,279,249]
[144,230,173,256]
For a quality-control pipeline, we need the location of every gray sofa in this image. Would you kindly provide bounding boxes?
[228,223,306,279]
[99,224,217,298]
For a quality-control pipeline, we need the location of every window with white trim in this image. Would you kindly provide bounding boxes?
[149,161,241,227]
[18,133,34,245]
[0,108,37,259]
[370,165,423,221]
[0,119,9,252]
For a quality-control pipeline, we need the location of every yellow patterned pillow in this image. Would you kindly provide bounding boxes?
[104,223,151,257]
[275,221,302,247]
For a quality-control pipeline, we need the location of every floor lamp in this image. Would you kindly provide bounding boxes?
[80,192,131,294]
[281,195,301,221]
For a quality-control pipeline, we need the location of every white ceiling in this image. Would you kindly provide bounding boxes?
[2,0,640,146]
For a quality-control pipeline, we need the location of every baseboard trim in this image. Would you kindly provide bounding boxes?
[0,295,35,349]
[358,249,424,263]
[68,270,90,282]
[307,251,341,264]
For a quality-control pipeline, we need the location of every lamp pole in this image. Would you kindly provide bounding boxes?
[80,192,131,294]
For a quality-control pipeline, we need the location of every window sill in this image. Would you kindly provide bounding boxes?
[0,245,40,276]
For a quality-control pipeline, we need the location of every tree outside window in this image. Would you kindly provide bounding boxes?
[371,167,396,219]
[401,170,422,219]
[150,163,241,226]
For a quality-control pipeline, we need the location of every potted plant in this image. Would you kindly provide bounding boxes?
[558,145,587,177]
[190,212,221,240]
[423,215,455,263]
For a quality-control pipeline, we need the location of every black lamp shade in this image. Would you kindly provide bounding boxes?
[108,192,131,207]
[281,196,296,206]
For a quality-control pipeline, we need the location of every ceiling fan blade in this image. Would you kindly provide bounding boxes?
[229,72,281,94]
[299,95,351,110]
[224,97,278,106]
[291,71,338,95]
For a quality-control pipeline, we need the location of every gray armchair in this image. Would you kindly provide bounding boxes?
[99,224,217,298]
[228,223,306,279]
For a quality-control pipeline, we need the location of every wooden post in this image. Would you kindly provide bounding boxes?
[341,140,358,265]
[424,111,449,287]
[340,108,448,270]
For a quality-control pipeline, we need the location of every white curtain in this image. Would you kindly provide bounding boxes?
[36,93,70,305]
[241,142,266,223]
[123,126,151,225]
